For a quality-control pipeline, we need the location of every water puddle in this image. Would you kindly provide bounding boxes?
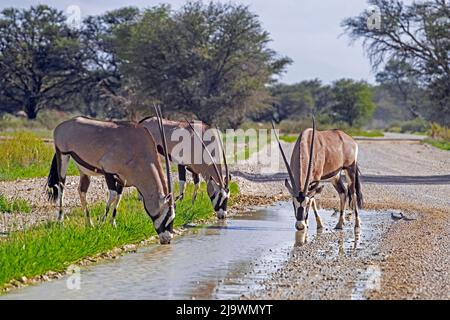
[2,202,390,300]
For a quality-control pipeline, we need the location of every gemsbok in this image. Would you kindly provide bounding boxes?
[46,108,175,244]
[272,118,363,231]
[139,117,231,219]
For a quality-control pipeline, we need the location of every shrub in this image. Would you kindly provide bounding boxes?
[0,195,32,213]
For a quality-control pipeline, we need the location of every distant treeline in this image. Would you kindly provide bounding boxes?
[0,0,448,128]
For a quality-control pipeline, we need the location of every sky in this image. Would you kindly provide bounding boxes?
[0,0,378,84]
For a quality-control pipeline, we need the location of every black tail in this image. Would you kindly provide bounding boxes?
[47,153,60,202]
[355,164,364,209]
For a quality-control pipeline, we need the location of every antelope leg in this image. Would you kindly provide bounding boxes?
[331,174,346,230]
[191,173,200,205]
[312,198,324,229]
[56,152,70,221]
[100,174,118,223]
[110,184,123,228]
[178,165,187,200]
[78,173,93,227]
[346,166,361,229]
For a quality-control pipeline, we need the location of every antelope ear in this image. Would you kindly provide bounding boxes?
[284,179,295,196]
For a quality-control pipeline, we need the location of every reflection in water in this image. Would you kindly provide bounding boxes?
[295,230,308,246]
[337,227,363,255]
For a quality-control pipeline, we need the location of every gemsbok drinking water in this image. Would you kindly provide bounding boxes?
[272,117,363,231]
[139,117,231,219]
[46,107,175,244]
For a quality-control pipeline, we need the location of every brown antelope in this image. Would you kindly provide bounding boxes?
[46,108,175,244]
[272,118,363,231]
[139,117,231,219]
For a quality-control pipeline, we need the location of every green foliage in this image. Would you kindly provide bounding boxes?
[279,135,298,143]
[0,182,239,289]
[430,123,450,141]
[113,2,291,127]
[0,132,77,181]
[0,5,86,119]
[344,128,384,138]
[342,0,450,126]
[424,139,450,151]
[388,119,430,134]
[331,79,376,127]
[0,195,31,213]
[254,80,333,123]
[425,123,450,151]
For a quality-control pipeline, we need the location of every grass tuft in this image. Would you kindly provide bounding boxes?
[0,195,32,213]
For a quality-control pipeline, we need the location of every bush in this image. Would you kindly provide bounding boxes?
[388,119,430,134]
[430,123,450,141]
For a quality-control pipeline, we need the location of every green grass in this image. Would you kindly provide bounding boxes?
[0,132,77,181]
[280,134,298,143]
[345,129,384,138]
[424,138,450,151]
[0,182,239,290]
[0,195,31,213]
[278,130,384,143]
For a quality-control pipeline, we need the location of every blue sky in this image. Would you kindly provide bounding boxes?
[0,0,378,84]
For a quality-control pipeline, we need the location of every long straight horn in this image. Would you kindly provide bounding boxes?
[154,104,173,201]
[186,119,224,188]
[271,121,298,195]
[215,126,229,187]
[303,116,316,193]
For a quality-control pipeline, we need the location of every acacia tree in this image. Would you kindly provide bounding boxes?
[114,2,291,128]
[331,79,376,127]
[342,0,450,125]
[80,7,140,119]
[376,58,430,119]
[0,5,87,119]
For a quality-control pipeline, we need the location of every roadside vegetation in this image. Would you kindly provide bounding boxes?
[0,195,31,213]
[0,182,239,291]
[0,131,77,181]
[424,123,450,151]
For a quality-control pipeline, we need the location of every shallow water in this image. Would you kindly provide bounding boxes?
[2,202,389,300]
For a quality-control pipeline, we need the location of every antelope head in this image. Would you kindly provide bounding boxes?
[272,117,317,231]
[187,121,230,219]
[153,105,175,244]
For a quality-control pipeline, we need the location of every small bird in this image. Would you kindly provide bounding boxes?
[391,212,417,221]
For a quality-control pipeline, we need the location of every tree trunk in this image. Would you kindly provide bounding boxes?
[24,97,38,120]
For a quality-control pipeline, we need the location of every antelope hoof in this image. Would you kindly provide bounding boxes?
[316,217,324,229]
[295,220,307,231]
[158,231,173,245]
[110,219,117,228]
[216,209,227,220]
[334,222,344,230]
